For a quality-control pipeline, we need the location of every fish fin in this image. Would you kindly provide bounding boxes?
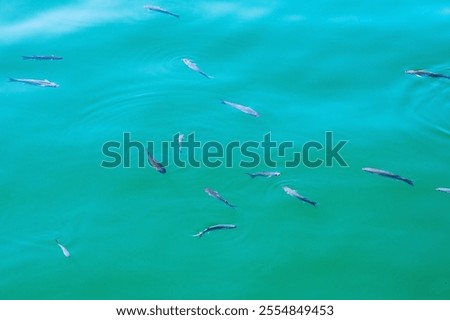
[8,77,17,82]
[21,56,30,60]
[192,232,203,238]
[245,173,255,178]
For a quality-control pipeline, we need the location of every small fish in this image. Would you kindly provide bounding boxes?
[221,100,259,117]
[178,133,184,153]
[436,187,450,194]
[22,55,63,60]
[362,167,413,186]
[147,149,166,174]
[204,188,236,208]
[193,224,237,238]
[405,69,450,80]
[144,5,179,18]
[282,186,317,207]
[55,240,70,258]
[9,77,59,88]
[182,58,213,79]
[246,171,281,178]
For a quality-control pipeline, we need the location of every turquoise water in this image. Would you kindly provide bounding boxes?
[1,0,449,299]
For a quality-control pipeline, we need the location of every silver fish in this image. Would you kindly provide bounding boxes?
[405,69,450,80]
[9,77,59,88]
[55,240,70,258]
[362,167,413,186]
[436,187,450,194]
[282,186,317,207]
[204,188,236,208]
[147,149,166,174]
[22,55,63,60]
[193,224,237,238]
[182,58,212,79]
[246,171,281,178]
[178,133,184,153]
[144,5,179,18]
[221,100,259,117]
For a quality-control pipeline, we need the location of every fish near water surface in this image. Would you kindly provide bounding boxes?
[405,69,450,80]
[144,5,179,18]
[204,188,236,208]
[56,240,70,258]
[362,167,413,186]
[221,100,259,117]
[147,149,166,174]
[436,187,450,194]
[178,133,184,153]
[182,58,213,79]
[282,186,317,207]
[9,77,59,88]
[22,55,63,60]
[246,171,281,178]
[193,224,237,238]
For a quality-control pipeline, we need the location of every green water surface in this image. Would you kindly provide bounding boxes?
[0,0,449,299]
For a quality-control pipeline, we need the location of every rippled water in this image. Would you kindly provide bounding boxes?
[1,0,449,299]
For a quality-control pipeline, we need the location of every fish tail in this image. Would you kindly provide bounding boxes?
[200,71,213,79]
[192,232,203,238]
[172,13,180,19]
[22,56,30,60]
[8,77,17,82]
[402,178,414,186]
[227,202,237,209]
[245,173,255,178]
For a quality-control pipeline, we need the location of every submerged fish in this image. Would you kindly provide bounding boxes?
[178,133,184,153]
[22,55,63,60]
[204,188,236,208]
[282,186,317,207]
[362,167,413,186]
[9,77,59,88]
[55,240,70,258]
[436,187,450,194]
[405,69,450,80]
[147,149,166,174]
[221,100,259,117]
[182,58,212,79]
[193,224,237,238]
[246,171,281,178]
[144,5,179,18]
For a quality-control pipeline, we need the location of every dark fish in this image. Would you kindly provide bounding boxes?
[362,167,413,186]
[9,77,59,88]
[55,240,70,258]
[147,149,166,174]
[193,224,237,238]
[22,55,63,60]
[144,5,179,18]
[204,188,236,208]
[405,69,450,80]
[282,186,317,207]
[246,171,281,178]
